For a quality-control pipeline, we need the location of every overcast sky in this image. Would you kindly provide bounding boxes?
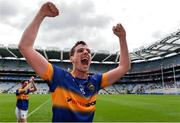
[0,0,180,53]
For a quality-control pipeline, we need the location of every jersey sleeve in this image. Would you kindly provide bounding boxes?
[26,89,30,94]
[16,88,30,95]
[100,73,111,88]
[91,73,109,91]
[40,63,53,81]
[41,63,65,92]
[16,89,20,96]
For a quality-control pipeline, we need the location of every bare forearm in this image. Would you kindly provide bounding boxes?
[18,2,59,79]
[119,37,131,70]
[31,82,37,91]
[104,24,131,86]
[19,2,59,52]
[18,12,45,51]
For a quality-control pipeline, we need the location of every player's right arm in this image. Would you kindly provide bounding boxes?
[18,2,59,79]
[29,76,37,92]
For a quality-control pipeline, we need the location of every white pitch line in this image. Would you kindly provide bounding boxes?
[27,99,50,118]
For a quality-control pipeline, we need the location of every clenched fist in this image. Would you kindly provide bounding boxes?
[29,76,35,83]
[112,23,126,39]
[39,2,59,17]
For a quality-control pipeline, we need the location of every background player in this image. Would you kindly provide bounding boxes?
[15,76,37,123]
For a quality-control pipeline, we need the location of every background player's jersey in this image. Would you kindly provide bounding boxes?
[42,63,109,122]
[16,88,30,110]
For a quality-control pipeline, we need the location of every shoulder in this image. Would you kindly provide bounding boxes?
[16,88,23,95]
[52,64,68,76]
[89,73,103,81]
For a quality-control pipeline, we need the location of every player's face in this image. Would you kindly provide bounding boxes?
[22,81,28,88]
[71,44,91,72]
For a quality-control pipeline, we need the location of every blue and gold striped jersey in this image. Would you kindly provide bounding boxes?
[42,63,109,122]
[16,88,30,110]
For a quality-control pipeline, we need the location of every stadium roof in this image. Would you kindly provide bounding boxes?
[0,30,180,63]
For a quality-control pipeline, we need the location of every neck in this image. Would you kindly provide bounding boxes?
[71,69,88,79]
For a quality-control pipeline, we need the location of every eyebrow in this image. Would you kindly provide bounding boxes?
[76,47,91,52]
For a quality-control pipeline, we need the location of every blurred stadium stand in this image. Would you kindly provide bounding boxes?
[1,30,180,94]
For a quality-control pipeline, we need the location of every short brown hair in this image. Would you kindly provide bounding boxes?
[69,41,87,57]
[21,80,28,84]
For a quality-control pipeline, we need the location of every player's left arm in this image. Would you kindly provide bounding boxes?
[103,23,131,87]
[29,76,37,92]
[18,83,31,94]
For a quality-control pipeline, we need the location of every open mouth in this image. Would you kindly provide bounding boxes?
[81,58,89,65]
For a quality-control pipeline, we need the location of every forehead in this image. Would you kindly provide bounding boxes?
[74,44,89,50]
[22,81,28,84]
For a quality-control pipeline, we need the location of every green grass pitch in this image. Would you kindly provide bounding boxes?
[0,94,180,122]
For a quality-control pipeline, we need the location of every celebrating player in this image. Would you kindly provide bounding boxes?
[18,2,130,122]
[15,76,37,123]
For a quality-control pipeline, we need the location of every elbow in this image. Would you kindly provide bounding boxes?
[34,86,37,91]
[126,58,131,72]
[18,40,33,55]
[126,62,131,73]
[33,87,37,92]
[18,42,25,53]
[120,60,131,73]
[128,62,131,71]
[124,64,131,74]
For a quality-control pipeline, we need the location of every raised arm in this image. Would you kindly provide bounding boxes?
[105,23,131,85]
[29,76,37,92]
[18,2,59,77]
[18,82,31,94]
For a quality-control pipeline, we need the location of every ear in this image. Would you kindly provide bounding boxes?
[70,56,74,63]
